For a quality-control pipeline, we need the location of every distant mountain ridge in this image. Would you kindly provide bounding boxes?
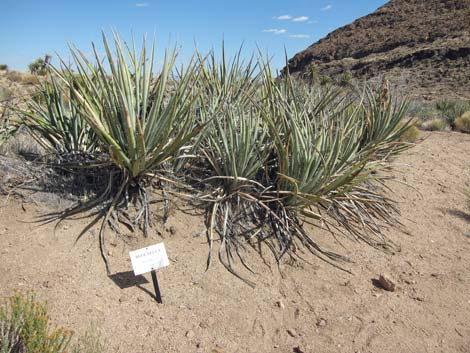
[285,0,470,100]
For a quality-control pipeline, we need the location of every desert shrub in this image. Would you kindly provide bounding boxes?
[21,74,39,85]
[0,293,105,353]
[6,71,22,83]
[340,71,353,86]
[305,62,320,83]
[0,64,8,71]
[435,100,470,128]
[455,111,470,133]
[399,124,420,142]
[0,87,12,102]
[319,74,332,85]
[421,118,447,131]
[28,54,51,76]
[0,292,73,353]
[407,100,440,120]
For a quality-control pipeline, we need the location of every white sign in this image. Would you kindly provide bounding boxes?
[129,243,169,276]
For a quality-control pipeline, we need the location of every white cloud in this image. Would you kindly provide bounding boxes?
[289,34,310,39]
[322,4,332,11]
[293,16,309,22]
[274,15,292,20]
[135,3,149,7]
[263,29,287,34]
[308,20,318,24]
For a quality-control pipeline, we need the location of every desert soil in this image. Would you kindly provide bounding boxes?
[1,131,469,353]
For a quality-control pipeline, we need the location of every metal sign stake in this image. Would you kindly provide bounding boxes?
[151,270,162,304]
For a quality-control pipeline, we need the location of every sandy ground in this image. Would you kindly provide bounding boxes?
[1,131,470,353]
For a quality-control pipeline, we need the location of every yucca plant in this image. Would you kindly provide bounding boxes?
[358,83,413,159]
[198,104,270,281]
[0,105,17,148]
[39,32,204,273]
[20,74,99,158]
[188,58,413,282]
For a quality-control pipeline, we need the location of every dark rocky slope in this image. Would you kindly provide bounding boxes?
[286,0,470,100]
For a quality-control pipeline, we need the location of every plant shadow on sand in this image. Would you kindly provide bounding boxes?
[445,208,470,223]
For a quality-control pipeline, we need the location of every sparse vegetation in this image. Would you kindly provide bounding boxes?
[421,118,447,131]
[435,100,470,128]
[455,111,470,133]
[0,64,8,71]
[21,74,39,85]
[6,71,23,83]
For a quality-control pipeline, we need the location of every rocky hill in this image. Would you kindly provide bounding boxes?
[285,0,470,101]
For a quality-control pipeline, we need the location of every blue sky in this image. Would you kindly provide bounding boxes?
[0,0,387,72]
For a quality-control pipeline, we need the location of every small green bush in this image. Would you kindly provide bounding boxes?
[28,54,51,76]
[421,118,447,131]
[340,71,353,86]
[0,292,73,353]
[0,292,105,353]
[0,64,8,71]
[320,74,332,85]
[455,111,470,133]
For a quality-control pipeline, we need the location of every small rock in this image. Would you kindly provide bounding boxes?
[169,226,176,235]
[377,274,396,292]
[212,345,224,353]
[42,281,51,288]
[275,300,285,309]
[273,344,279,349]
[287,328,297,337]
[316,318,327,327]
[107,250,113,256]
[119,295,127,303]
[293,347,305,353]
[137,296,144,302]
[185,330,195,338]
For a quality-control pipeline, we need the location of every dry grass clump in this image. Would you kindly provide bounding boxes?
[421,118,447,131]
[454,111,470,133]
[17,31,414,281]
[21,74,39,85]
[6,71,23,83]
[399,124,420,142]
